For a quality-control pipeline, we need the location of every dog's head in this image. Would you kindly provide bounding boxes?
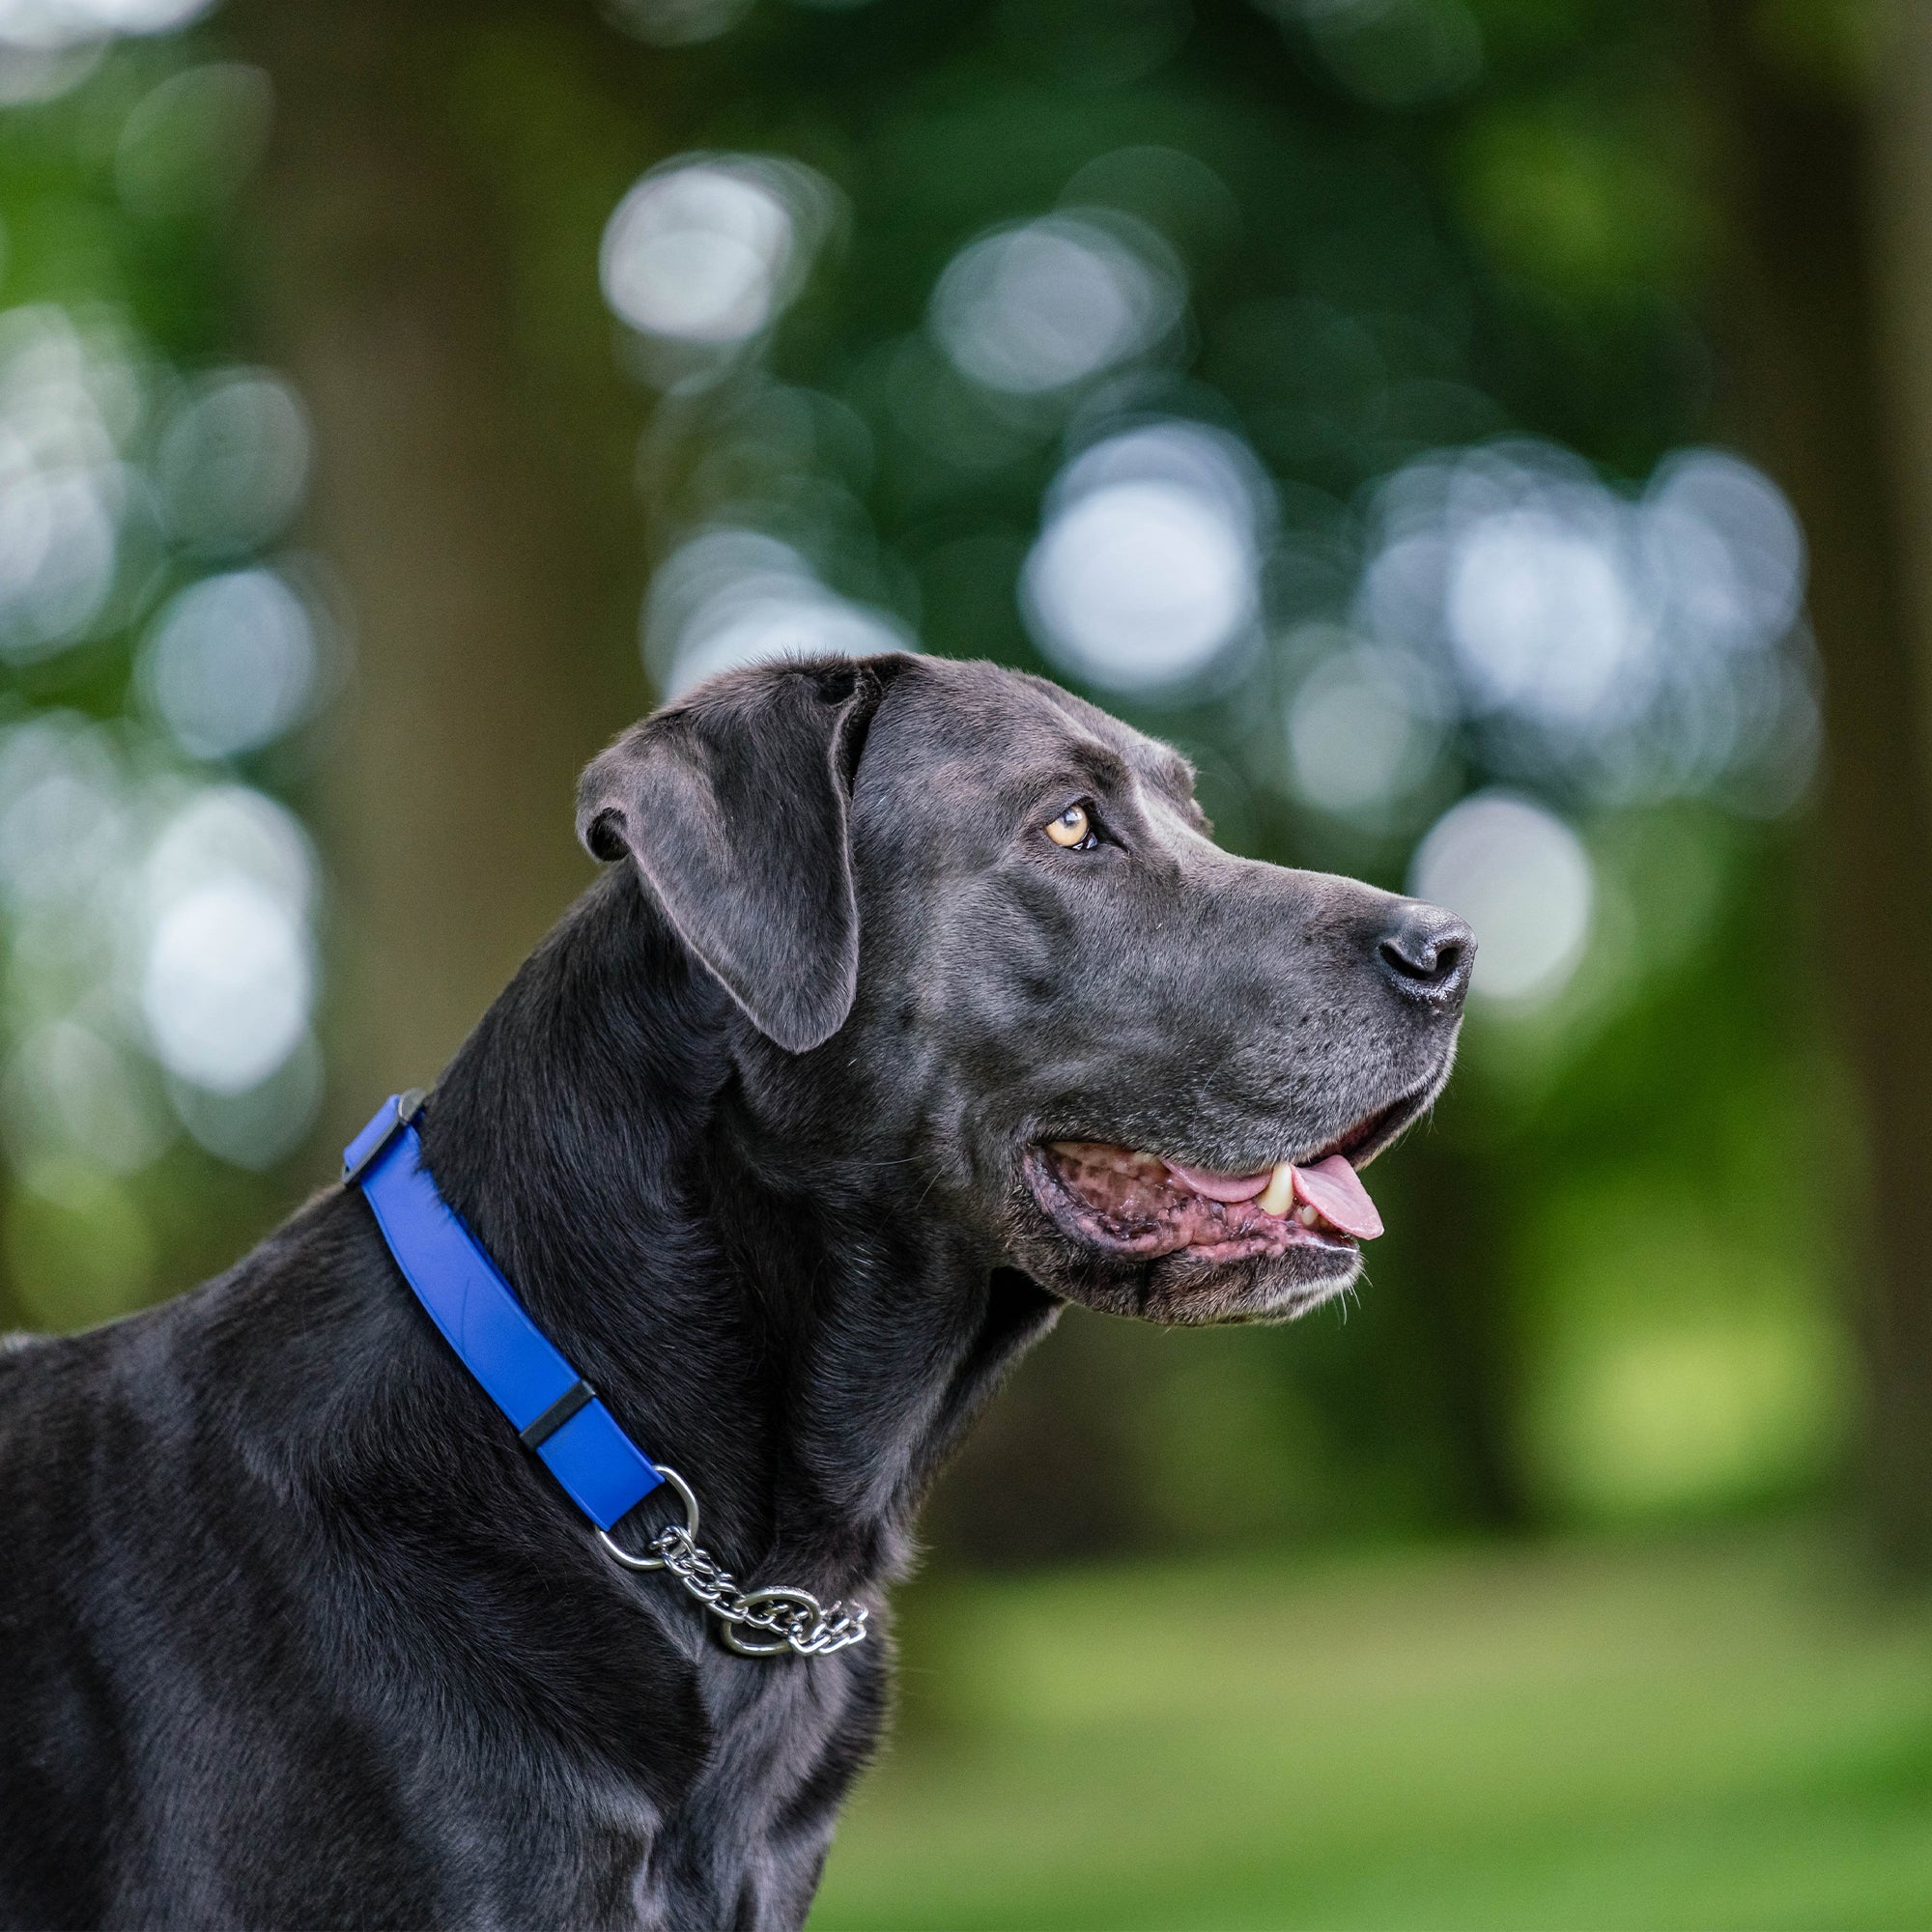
[578,653,1470,1324]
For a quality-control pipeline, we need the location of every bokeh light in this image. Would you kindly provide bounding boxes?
[1447,500,1644,728]
[137,783,317,1109]
[0,707,326,1183]
[1641,448,1805,652]
[1287,639,1449,819]
[643,526,914,698]
[929,213,1184,396]
[141,885,305,1094]
[1409,789,1593,1006]
[599,0,755,46]
[1061,145,1242,269]
[1355,440,1816,805]
[1276,0,1483,107]
[140,783,323,1161]
[3,1016,167,1175]
[0,0,213,104]
[164,1028,323,1170]
[0,712,125,912]
[154,367,310,555]
[142,781,315,936]
[0,306,132,661]
[137,568,319,760]
[0,0,214,50]
[601,155,832,354]
[114,62,272,219]
[1022,421,1269,694]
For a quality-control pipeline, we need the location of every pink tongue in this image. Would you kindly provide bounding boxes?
[1293,1155,1383,1240]
[1160,1157,1272,1204]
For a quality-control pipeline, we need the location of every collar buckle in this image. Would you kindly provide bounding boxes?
[342,1088,427,1185]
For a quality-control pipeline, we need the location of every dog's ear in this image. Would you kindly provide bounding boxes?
[576,656,907,1053]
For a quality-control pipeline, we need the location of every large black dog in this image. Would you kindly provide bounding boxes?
[0,653,1469,1930]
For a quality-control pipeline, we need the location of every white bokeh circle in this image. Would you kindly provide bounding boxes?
[1409,790,1592,1006]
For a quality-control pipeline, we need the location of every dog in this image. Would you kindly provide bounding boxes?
[0,651,1469,1930]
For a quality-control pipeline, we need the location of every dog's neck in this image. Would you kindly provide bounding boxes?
[417,867,1060,1597]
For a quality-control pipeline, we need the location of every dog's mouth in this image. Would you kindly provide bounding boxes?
[1023,1092,1424,1264]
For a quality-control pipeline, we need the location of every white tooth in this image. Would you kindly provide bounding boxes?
[1257,1161,1295,1218]
[1297,1203,1321,1228]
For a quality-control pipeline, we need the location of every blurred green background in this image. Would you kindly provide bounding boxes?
[4,0,1932,1923]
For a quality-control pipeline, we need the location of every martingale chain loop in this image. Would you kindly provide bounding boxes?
[596,1466,867,1660]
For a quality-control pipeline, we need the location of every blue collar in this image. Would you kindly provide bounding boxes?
[342,1092,665,1531]
[342,1093,869,1660]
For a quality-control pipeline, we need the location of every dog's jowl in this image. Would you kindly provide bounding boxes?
[0,654,1470,1931]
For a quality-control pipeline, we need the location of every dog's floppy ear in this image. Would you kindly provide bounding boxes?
[576,656,905,1053]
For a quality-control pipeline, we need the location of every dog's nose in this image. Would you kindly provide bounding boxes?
[1376,901,1474,1011]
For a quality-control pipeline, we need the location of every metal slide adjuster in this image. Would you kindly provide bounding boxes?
[597,1467,868,1660]
[343,1088,427,1184]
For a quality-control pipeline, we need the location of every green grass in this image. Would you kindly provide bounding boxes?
[808,1527,1932,1932]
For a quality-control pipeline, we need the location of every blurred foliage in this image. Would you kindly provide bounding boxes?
[0,0,1863,1568]
[581,0,1833,1551]
[0,12,336,1337]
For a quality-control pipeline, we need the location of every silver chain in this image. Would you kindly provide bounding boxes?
[647,1524,869,1658]
[596,1466,868,1659]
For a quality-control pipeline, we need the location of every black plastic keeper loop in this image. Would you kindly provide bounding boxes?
[519,1379,596,1450]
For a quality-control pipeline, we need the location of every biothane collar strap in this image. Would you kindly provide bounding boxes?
[341,1093,868,1660]
[342,1092,664,1530]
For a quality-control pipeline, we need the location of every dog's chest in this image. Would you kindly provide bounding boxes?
[620,1645,880,1927]
[412,1645,880,1932]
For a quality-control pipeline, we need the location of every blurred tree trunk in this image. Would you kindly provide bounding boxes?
[1388,1123,1528,1528]
[1704,0,1932,1571]
[230,0,660,1159]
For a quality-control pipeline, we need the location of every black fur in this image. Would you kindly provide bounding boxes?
[0,654,1468,1929]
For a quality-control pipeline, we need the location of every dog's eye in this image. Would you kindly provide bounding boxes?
[1045,803,1098,850]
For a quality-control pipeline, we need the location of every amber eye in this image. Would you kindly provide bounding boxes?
[1045,803,1094,849]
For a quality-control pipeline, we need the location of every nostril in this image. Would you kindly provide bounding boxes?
[1381,934,1459,980]
[1378,935,1439,981]
[1377,906,1475,1006]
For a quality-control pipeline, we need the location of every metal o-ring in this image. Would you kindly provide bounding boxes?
[596,1464,700,1573]
[722,1586,824,1658]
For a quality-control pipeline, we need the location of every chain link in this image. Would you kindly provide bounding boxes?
[596,1466,868,1660]
[648,1523,869,1657]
